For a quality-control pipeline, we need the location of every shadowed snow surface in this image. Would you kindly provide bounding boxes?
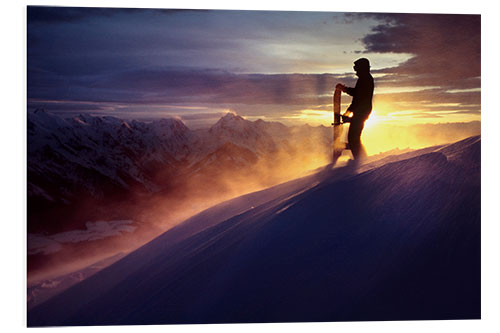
[28,136,481,326]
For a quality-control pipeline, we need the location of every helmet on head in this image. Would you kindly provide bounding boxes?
[354,58,370,72]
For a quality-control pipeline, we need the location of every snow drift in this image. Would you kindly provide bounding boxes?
[28,136,481,326]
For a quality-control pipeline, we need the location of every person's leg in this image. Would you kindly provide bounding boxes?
[348,118,366,160]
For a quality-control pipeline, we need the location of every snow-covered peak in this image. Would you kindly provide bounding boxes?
[221,112,244,122]
[210,113,246,130]
[27,110,333,208]
[28,108,71,132]
[206,113,279,155]
[149,118,189,136]
[70,114,126,129]
[253,118,289,135]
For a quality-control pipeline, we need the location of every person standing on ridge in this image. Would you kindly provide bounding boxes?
[337,58,374,160]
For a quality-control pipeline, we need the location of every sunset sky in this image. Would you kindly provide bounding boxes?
[27,7,481,152]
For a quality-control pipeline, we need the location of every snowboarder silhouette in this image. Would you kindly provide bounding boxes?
[337,58,374,161]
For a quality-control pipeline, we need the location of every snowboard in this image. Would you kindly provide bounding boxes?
[332,84,346,165]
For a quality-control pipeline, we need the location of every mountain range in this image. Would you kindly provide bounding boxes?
[28,109,331,233]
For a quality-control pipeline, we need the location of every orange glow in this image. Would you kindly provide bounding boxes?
[261,97,481,159]
[363,110,380,129]
[361,120,480,156]
[283,109,331,126]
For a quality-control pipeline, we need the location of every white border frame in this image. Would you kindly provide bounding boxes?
[3,1,498,332]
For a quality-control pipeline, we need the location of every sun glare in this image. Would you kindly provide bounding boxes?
[286,109,332,126]
[364,111,380,129]
[290,109,386,129]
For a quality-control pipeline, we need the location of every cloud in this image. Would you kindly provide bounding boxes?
[376,86,480,104]
[26,9,480,124]
[27,6,200,24]
[27,6,118,24]
[360,13,480,88]
[28,220,137,255]
[342,13,481,122]
[28,67,352,106]
[27,65,481,127]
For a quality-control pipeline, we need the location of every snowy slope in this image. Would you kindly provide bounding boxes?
[27,252,127,310]
[28,136,480,326]
[206,113,278,154]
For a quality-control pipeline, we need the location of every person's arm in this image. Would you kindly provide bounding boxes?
[336,83,355,96]
[344,86,355,96]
